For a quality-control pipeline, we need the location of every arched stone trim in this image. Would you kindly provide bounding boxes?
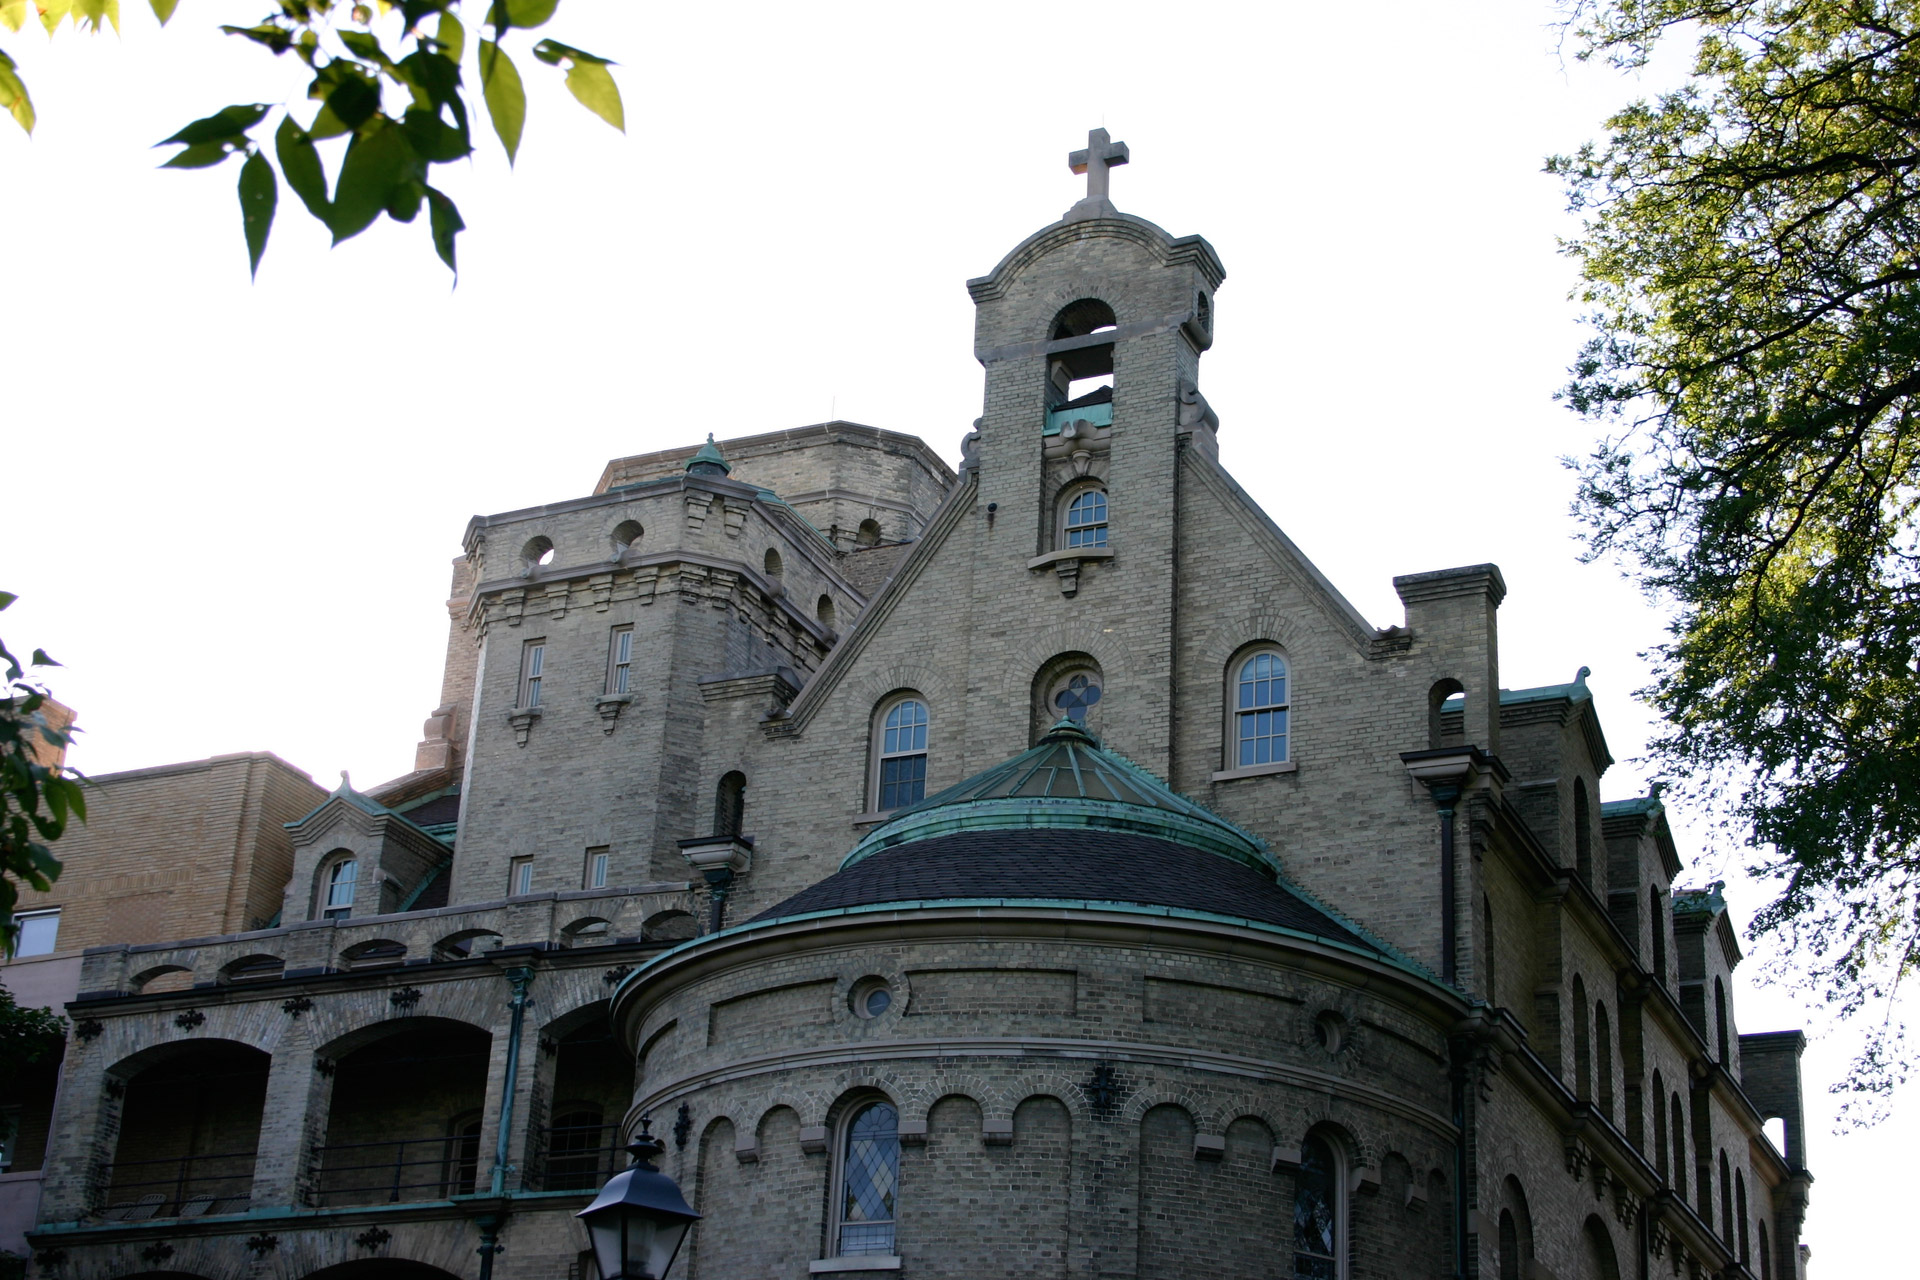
[1006,1071,1096,1125]
[536,997,613,1043]
[894,1076,993,1129]
[1024,625,1123,678]
[1198,609,1308,671]
[310,1011,496,1064]
[1028,279,1151,341]
[846,664,953,724]
[1119,1087,1207,1128]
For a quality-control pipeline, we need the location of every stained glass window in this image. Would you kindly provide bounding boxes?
[1293,1133,1339,1279]
[837,1102,899,1257]
[877,700,929,810]
[1236,651,1290,766]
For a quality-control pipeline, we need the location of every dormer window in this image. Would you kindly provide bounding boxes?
[323,858,357,920]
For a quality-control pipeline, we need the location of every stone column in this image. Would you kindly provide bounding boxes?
[250,1026,328,1209]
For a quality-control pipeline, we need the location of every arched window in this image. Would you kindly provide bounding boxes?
[1758,1222,1772,1280]
[1292,1132,1343,1279]
[1595,1002,1614,1119]
[856,519,882,547]
[1671,1094,1688,1199]
[1231,650,1290,768]
[831,1100,899,1258]
[1061,485,1109,549]
[873,697,929,811]
[1719,1151,1734,1244]
[1497,1209,1520,1280]
[1583,1215,1621,1280]
[714,771,745,837]
[817,594,836,629]
[323,857,357,920]
[1572,975,1592,1099]
[443,1112,483,1196]
[1573,779,1593,886]
[1652,1071,1669,1180]
[763,548,783,579]
[1714,977,1730,1062]
[1736,1170,1750,1263]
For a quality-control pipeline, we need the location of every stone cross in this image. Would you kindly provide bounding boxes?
[1068,128,1130,204]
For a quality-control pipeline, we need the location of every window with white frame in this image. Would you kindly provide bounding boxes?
[585,848,609,891]
[1292,1131,1345,1279]
[12,908,59,956]
[510,857,534,897]
[1060,485,1109,549]
[607,627,633,695]
[874,698,929,811]
[322,860,357,920]
[520,640,547,708]
[831,1100,899,1258]
[1231,649,1290,767]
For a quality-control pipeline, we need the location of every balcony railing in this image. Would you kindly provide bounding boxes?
[531,1120,625,1193]
[311,1133,482,1207]
[100,1150,256,1220]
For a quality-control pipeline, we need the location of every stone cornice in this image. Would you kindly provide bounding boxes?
[966,214,1226,303]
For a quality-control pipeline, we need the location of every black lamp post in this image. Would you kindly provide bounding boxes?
[577,1120,701,1280]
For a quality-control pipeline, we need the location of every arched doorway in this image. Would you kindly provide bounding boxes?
[531,1003,630,1192]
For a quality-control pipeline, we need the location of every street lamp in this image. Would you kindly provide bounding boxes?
[577,1120,701,1280]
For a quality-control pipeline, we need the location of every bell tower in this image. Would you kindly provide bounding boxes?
[960,130,1226,774]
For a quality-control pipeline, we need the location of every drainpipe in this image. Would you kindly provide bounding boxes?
[492,965,535,1196]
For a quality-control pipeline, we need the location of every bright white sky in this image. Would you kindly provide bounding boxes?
[0,0,1902,1264]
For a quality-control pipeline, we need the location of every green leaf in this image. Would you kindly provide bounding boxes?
[385,177,423,223]
[561,57,621,131]
[435,9,464,61]
[0,51,33,136]
[486,0,557,31]
[159,103,270,147]
[220,22,293,54]
[308,71,381,138]
[26,649,56,668]
[397,48,460,111]
[72,0,114,34]
[0,2,28,34]
[329,121,411,243]
[147,0,176,24]
[477,39,524,164]
[275,115,330,218]
[37,0,70,35]
[425,184,462,276]
[161,140,235,169]
[338,29,391,68]
[238,150,277,278]
[401,104,468,162]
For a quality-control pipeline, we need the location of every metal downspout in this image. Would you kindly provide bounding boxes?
[477,964,534,1280]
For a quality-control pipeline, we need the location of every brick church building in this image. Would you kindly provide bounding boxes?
[2,132,1811,1280]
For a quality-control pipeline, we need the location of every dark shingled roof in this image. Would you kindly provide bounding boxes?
[751,828,1373,952]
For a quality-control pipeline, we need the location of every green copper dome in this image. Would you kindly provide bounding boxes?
[843,719,1276,874]
[685,434,732,476]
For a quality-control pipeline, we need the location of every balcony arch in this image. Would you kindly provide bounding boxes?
[560,916,613,948]
[432,929,503,962]
[101,1039,270,1220]
[312,1017,493,1207]
[340,938,408,970]
[530,1000,629,1192]
[129,964,195,995]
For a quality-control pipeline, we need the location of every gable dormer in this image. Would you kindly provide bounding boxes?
[282,774,450,923]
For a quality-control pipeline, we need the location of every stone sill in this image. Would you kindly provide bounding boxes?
[850,810,902,827]
[810,1258,901,1273]
[1025,547,1114,571]
[1209,760,1298,782]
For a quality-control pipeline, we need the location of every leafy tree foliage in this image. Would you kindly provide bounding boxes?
[0,0,624,277]
[0,981,64,1084]
[0,592,84,957]
[1554,0,1920,1116]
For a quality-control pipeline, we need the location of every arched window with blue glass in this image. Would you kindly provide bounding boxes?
[830,1099,899,1258]
[319,853,358,921]
[1292,1130,1345,1278]
[872,695,930,812]
[1228,647,1291,769]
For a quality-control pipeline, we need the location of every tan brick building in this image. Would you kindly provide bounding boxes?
[5,132,1811,1280]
